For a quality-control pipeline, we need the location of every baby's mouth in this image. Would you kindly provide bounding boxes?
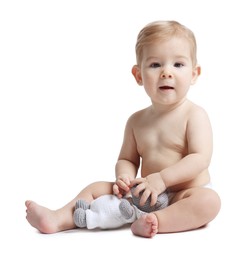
[159,86,174,90]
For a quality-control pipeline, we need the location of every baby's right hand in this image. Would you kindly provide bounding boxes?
[113,176,132,198]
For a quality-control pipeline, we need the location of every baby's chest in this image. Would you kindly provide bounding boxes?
[134,124,187,153]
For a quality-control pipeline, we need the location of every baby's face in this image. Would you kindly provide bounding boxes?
[138,37,199,106]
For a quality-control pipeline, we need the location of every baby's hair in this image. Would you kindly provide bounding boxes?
[135,20,197,66]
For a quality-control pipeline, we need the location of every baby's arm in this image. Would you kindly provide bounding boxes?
[113,116,140,198]
[160,107,213,187]
[113,160,137,198]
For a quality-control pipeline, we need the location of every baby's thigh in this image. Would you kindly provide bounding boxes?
[170,187,220,207]
[84,181,115,199]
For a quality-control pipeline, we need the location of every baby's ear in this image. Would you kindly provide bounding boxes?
[191,65,201,85]
[131,65,143,86]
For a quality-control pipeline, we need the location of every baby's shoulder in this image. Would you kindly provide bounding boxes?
[127,107,149,122]
[186,101,209,118]
[186,101,211,128]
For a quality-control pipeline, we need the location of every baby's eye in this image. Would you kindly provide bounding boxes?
[150,62,161,68]
[174,62,184,68]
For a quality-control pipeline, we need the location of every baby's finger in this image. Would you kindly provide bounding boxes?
[113,185,126,199]
[132,182,146,197]
[130,178,144,187]
[116,180,130,194]
[150,192,158,206]
[121,177,131,186]
[140,189,151,206]
[113,184,121,196]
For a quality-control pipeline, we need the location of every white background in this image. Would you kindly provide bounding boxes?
[0,0,247,259]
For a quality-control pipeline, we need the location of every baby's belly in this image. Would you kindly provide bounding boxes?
[141,152,183,174]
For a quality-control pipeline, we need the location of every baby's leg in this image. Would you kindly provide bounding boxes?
[25,181,114,234]
[131,187,221,238]
[155,187,220,233]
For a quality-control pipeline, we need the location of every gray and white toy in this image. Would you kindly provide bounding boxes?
[73,185,169,230]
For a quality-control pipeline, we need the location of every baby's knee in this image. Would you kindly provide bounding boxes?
[198,189,221,220]
[206,189,221,217]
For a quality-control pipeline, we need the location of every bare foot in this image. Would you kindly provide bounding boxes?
[131,213,158,238]
[25,200,61,234]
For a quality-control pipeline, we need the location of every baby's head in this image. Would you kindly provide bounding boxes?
[135,20,197,67]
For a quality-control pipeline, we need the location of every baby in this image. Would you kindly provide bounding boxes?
[25,20,221,238]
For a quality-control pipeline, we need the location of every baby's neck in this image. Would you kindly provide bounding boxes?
[150,98,189,115]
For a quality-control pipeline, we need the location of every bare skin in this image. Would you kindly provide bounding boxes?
[131,214,158,238]
[25,23,221,237]
[25,200,64,234]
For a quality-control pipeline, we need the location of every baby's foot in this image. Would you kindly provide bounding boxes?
[131,213,158,238]
[25,200,60,234]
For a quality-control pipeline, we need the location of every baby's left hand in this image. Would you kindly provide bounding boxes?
[131,173,166,206]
